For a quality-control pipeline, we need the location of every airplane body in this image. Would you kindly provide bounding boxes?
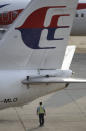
[0,0,85,110]
[0,0,85,35]
[0,70,72,109]
[71,0,86,35]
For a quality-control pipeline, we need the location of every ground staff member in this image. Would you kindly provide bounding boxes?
[37,102,46,127]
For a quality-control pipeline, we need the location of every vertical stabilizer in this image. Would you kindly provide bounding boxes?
[0,0,78,69]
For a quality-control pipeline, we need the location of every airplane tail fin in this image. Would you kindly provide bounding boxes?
[61,45,76,70]
[0,0,78,69]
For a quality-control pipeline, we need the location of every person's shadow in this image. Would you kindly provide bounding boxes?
[27,126,40,131]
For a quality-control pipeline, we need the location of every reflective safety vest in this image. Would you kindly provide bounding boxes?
[37,106,45,114]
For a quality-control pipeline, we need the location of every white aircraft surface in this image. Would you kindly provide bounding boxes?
[0,0,85,110]
[0,0,85,36]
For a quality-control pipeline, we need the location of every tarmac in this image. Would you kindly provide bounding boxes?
[0,41,86,131]
[69,36,86,53]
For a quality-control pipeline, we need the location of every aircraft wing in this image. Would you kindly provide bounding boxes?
[22,77,86,84]
[0,0,78,70]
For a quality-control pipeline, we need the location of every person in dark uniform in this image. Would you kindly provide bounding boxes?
[37,102,46,127]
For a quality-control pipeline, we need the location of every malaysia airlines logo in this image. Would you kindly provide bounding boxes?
[16,6,70,49]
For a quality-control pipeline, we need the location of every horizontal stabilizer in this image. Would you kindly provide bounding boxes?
[61,45,76,70]
[22,77,86,84]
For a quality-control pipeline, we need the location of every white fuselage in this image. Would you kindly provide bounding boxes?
[0,70,71,109]
[71,9,86,35]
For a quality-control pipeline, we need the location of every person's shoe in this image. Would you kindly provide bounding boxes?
[41,124,44,127]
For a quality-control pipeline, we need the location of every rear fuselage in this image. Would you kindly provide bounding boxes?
[0,70,69,109]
